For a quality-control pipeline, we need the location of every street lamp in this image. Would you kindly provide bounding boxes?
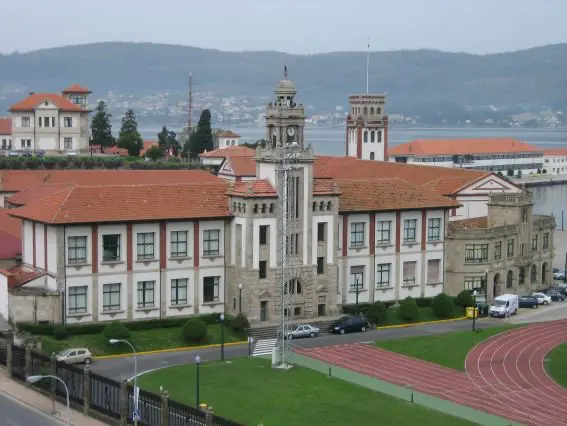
[484,268,489,304]
[354,278,363,316]
[220,313,225,361]
[109,339,138,425]
[238,284,243,313]
[472,290,478,332]
[27,375,71,425]
[195,355,201,408]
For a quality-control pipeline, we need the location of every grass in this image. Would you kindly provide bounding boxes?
[544,343,567,388]
[376,324,521,371]
[383,306,464,326]
[41,324,245,356]
[138,357,477,426]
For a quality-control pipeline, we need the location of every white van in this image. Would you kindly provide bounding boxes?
[490,294,519,318]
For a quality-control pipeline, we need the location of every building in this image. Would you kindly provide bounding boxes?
[8,84,91,154]
[199,146,255,168]
[214,131,241,149]
[0,117,12,151]
[444,191,555,301]
[345,94,389,161]
[389,138,544,175]
[543,148,567,175]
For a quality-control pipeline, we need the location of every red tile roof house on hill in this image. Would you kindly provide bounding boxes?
[0,117,12,151]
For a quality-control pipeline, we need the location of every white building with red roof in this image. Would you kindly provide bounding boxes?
[8,84,91,154]
[215,130,241,149]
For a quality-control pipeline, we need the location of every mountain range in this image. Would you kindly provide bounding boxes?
[0,42,566,114]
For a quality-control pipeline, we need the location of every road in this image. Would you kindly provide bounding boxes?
[0,392,67,426]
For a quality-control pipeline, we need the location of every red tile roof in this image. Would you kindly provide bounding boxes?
[449,216,489,230]
[217,131,241,138]
[0,118,11,135]
[200,146,255,158]
[224,156,257,176]
[9,182,231,224]
[313,179,339,195]
[6,183,73,207]
[9,93,87,112]
[388,138,541,156]
[543,147,567,156]
[0,264,45,289]
[229,179,277,198]
[0,208,22,238]
[62,84,92,94]
[0,229,21,260]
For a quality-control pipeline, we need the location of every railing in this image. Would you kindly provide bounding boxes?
[448,224,518,239]
[56,361,85,404]
[169,399,206,426]
[90,371,121,419]
[128,386,162,426]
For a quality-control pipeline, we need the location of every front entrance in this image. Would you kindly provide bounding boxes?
[260,301,268,322]
[318,304,326,316]
[493,273,501,300]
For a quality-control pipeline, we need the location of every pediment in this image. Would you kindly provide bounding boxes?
[219,159,234,175]
[459,174,519,195]
[35,100,58,110]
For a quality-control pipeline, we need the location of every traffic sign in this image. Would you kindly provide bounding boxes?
[133,410,141,421]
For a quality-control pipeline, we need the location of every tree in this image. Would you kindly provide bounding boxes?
[117,109,143,156]
[167,130,181,157]
[157,126,169,151]
[145,146,164,161]
[432,293,455,318]
[183,109,214,157]
[366,301,388,326]
[90,101,115,152]
[456,290,475,311]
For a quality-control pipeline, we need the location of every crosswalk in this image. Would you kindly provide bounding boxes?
[252,338,277,357]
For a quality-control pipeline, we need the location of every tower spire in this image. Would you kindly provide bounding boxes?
[284,65,288,79]
[366,38,370,94]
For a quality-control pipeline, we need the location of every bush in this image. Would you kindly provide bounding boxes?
[455,290,474,309]
[506,168,514,177]
[53,325,69,341]
[230,313,250,333]
[182,318,207,343]
[366,301,388,326]
[432,293,455,318]
[103,321,131,340]
[414,297,432,307]
[342,303,372,315]
[398,297,419,322]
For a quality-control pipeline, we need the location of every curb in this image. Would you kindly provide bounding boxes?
[375,316,467,330]
[96,340,247,360]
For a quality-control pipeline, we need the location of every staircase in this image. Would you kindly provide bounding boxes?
[252,338,277,357]
[248,318,338,341]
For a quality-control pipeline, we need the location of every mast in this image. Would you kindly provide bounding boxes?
[366,37,370,94]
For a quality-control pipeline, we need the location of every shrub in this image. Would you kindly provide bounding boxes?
[398,297,419,322]
[53,325,69,340]
[230,313,250,333]
[414,297,432,308]
[182,318,207,343]
[342,303,372,315]
[432,293,455,318]
[455,290,474,309]
[366,301,388,325]
[506,169,514,177]
[145,146,165,161]
[103,321,131,340]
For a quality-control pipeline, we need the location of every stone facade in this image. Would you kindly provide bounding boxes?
[444,191,555,301]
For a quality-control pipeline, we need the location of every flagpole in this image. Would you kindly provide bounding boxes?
[366,37,370,94]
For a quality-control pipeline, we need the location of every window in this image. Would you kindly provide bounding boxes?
[137,232,155,260]
[259,225,268,245]
[522,208,528,223]
[203,229,220,256]
[317,257,324,274]
[370,130,375,142]
[464,276,484,292]
[506,270,513,288]
[102,283,121,311]
[363,131,368,143]
[137,281,155,308]
[286,233,299,255]
[68,236,87,264]
[64,117,73,127]
[464,244,488,263]
[520,243,525,256]
[20,139,25,148]
[519,267,525,285]
[170,231,188,257]
[350,222,365,247]
[403,219,417,243]
[259,260,267,279]
[349,266,364,291]
[171,278,188,306]
[376,220,391,245]
[38,117,43,127]
[427,218,441,241]
[44,117,50,128]
[68,286,87,314]
[102,234,120,262]
[51,117,55,127]
[494,241,502,260]
[376,263,391,287]
[532,235,538,252]
[427,259,441,283]
[543,233,549,249]
[370,152,375,160]
[203,276,220,303]
[317,222,326,242]
[507,239,515,257]
[402,261,417,286]
[21,117,30,127]
[64,137,72,150]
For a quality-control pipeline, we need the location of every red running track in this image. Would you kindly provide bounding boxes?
[295,320,567,426]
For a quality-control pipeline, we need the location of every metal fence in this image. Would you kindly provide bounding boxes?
[0,338,6,366]
[90,371,121,419]
[168,399,206,426]
[128,386,163,426]
[11,345,26,381]
[56,361,85,404]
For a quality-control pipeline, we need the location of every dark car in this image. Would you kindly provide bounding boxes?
[548,286,567,296]
[519,296,539,309]
[547,290,565,302]
[329,315,369,335]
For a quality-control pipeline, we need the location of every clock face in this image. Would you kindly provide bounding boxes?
[286,127,296,136]
[272,128,278,136]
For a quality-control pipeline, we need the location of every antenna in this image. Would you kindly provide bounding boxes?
[366,38,370,94]
[183,72,199,136]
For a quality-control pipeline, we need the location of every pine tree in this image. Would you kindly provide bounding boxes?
[184,109,213,157]
[90,101,115,152]
[117,109,143,157]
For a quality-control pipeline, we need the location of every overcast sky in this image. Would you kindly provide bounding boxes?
[2,0,566,55]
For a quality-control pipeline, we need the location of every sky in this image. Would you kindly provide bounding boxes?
[2,0,566,55]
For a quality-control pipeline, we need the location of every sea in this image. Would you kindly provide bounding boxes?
[138,124,567,226]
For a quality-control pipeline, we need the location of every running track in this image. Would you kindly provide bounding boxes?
[295,320,567,425]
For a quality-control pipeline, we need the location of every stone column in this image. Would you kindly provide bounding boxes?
[160,390,169,426]
[205,406,214,426]
[24,345,32,386]
[6,342,12,377]
[120,380,128,426]
[83,364,91,416]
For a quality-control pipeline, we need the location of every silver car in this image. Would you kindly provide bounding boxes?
[55,348,94,365]
[287,324,320,340]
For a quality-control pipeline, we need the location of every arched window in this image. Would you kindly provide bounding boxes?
[370,131,375,142]
[232,202,237,212]
[312,202,317,211]
[370,107,374,114]
[319,201,325,211]
[377,130,382,143]
[261,204,266,213]
[370,152,375,160]
[519,267,525,285]
[326,201,332,211]
[530,265,537,283]
[363,107,368,114]
[242,204,246,213]
[376,107,382,115]
[253,204,258,213]
[269,204,274,213]
[237,203,241,213]
[285,279,302,295]
[506,270,513,288]
[363,131,368,143]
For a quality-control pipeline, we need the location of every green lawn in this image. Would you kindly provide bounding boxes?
[545,343,567,388]
[382,306,464,326]
[41,324,245,356]
[138,357,477,426]
[376,324,520,371]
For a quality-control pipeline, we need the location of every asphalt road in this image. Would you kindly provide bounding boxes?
[0,392,67,426]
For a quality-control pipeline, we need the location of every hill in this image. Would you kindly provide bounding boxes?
[0,42,566,113]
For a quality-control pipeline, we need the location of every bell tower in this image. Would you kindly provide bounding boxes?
[345,94,389,161]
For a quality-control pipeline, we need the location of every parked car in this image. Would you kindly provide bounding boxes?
[329,315,369,335]
[55,348,94,365]
[531,292,552,305]
[8,151,19,157]
[519,296,539,309]
[549,286,567,296]
[36,150,46,157]
[490,294,519,318]
[22,150,33,157]
[547,290,566,302]
[554,269,566,280]
[287,324,320,339]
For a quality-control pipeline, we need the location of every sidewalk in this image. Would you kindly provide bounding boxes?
[0,369,108,425]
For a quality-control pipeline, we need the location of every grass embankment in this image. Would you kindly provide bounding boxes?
[544,343,567,388]
[138,357,477,426]
[376,324,520,370]
[41,324,245,356]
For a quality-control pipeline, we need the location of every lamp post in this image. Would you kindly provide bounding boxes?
[354,278,362,316]
[109,339,138,425]
[27,375,71,425]
[195,355,201,408]
[238,284,243,314]
[220,313,225,361]
[472,290,478,332]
